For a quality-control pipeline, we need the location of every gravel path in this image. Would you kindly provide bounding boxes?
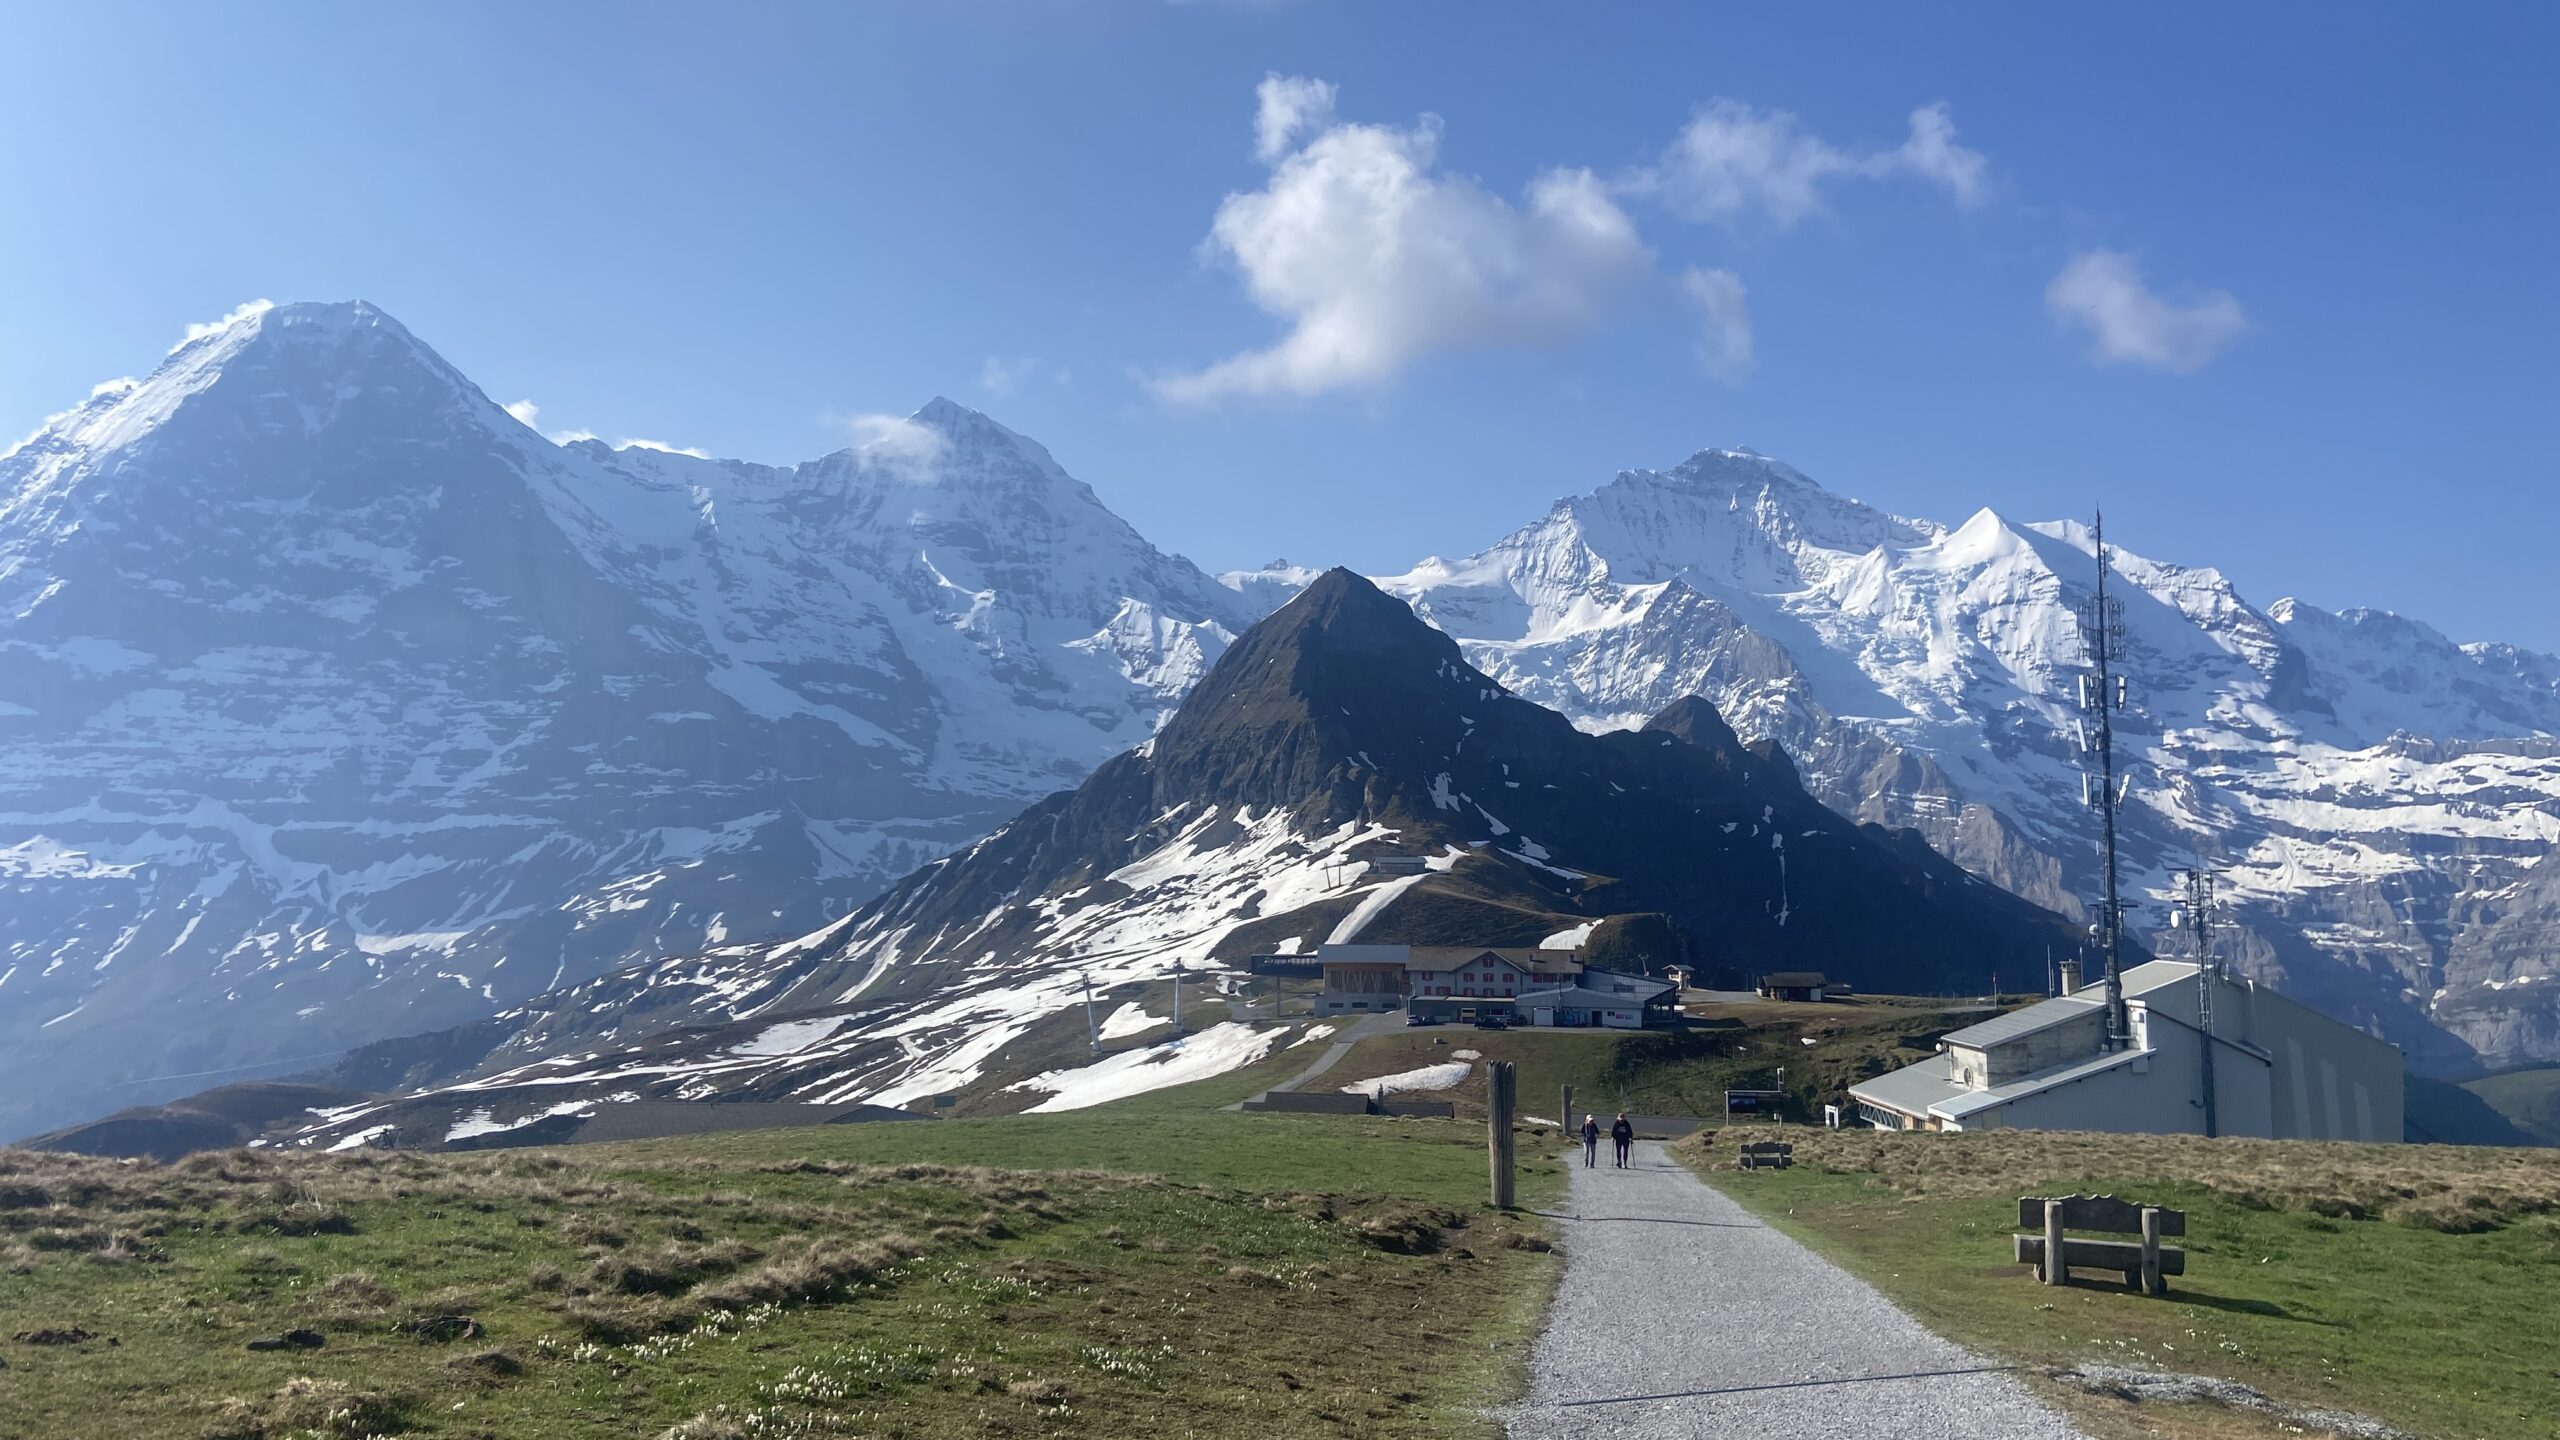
[1226,1011,1406,1109]
[1505,1140,2088,1440]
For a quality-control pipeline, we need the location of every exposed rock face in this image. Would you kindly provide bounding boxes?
[279,569,2085,1153]
[1255,449,2560,1075]
[0,302,1244,1138]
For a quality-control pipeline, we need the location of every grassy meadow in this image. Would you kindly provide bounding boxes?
[1682,1126,2560,1440]
[0,1078,1565,1440]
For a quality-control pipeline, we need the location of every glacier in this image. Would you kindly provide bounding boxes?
[1228,447,2560,1073]
[0,300,1247,1139]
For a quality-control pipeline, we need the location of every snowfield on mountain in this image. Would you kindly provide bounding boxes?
[280,568,2086,1150]
[0,300,1245,1138]
[1230,448,2558,1073]
[8,297,2558,1144]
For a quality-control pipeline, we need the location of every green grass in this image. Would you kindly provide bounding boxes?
[612,1104,1566,1207]
[1681,1127,2560,1440]
[1,1102,1562,1439]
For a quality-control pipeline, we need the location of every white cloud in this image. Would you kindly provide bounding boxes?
[1253,73,1336,163]
[1631,100,1987,227]
[838,412,948,477]
[619,437,712,459]
[500,400,613,447]
[978,356,1068,396]
[90,378,138,399]
[1895,103,1988,208]
[1157,78,1650,403]
[172,298,275,352]
[2045,250,2246,373]
[979,357,1030,396]
[1679,267,1753,383]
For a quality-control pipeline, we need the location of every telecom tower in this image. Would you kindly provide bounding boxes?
[2177,864,2226,1136]
[2075,513,2134,1051]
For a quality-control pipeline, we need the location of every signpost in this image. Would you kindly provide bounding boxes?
[1488,1061,1518,1209]
[1724,1088,1786,1124]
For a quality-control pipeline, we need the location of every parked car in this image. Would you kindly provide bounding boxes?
[1405,1012,1436,1027]
[1472,1014,1511,1030]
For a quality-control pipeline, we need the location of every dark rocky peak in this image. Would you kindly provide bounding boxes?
[1643,694,1801,785]
[1147,568,1586,806]
[1642,694,1744,753]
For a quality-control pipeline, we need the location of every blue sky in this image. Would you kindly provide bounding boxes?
[6,3,2556,648]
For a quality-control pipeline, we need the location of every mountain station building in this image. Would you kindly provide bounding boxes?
[1848,960,2403,1141]
[1311,942,1677,1028]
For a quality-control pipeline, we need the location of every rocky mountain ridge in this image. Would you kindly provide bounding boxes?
[1219,448,2560,1073]
[280,568,2084,1151]
[0,301,1245,1138]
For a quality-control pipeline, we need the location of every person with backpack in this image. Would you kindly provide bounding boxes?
[1579,1113,1601,1168]
[1611,1112,1636,1168]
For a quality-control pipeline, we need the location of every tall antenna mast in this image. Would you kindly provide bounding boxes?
[2075,511,2134,1051]
[2178,864,2226,1136]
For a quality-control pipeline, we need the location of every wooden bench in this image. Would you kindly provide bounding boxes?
[2011,1194,2186,1296]
[1736,1140,1794,1171]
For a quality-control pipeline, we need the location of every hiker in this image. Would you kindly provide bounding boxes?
[1611,1112,1635,1168]
[1580,1113,1601,1168]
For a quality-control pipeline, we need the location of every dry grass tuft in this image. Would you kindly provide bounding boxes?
[1005,1376,1074,1403]
[316,1270,394,1315]
[659,1415,751,1440]
[1683,1126,2560,1230]
[587,1238,760,1296]
[690,1234,925,1312]
[203,1376,411,1440]
[446,1346,526,1382]
[1341,1202,1465,1255]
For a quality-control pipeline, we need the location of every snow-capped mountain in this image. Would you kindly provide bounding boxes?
[1221,449,2557,1074]
[281,569,2082,1150]
[0,300,1246,1139]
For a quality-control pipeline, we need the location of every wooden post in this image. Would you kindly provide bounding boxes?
[2140,1206,2165,1296]
[2043,1199,2068,1286]
[1488,1061,1517,1209]
[1560,1084,1573,1140]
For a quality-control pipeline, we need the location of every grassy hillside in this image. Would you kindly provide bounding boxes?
[2463,1064,2560,1146]
[0,1079,1564,1440]
[1681,1127,2560,1440]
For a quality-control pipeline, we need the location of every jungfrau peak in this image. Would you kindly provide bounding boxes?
[0,300,1247,1139]
[1315,448,2560,1074]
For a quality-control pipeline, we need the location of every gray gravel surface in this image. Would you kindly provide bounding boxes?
[1504,1140,2089,1440]
[1228,1011,1408,1108]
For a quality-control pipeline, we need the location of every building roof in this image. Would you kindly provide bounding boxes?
[1517,970,1677,1010]
[1850,1045,2153,1125]
[1580,967,1676,998]
[1404,946,1582,973]
[1940,993,2102,1049]
[1931,1047,2148,1121]
[2116,960,2204,996]
[1847,1054,1966,1117]
[1761,971,1828,987]
[1943,963,2210,1050]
